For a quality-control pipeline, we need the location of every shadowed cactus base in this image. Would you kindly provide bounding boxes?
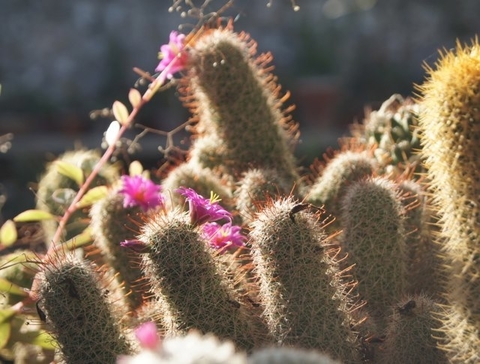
[378,294,447,363]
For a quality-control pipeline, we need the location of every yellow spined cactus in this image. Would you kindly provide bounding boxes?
[417,38,480,362]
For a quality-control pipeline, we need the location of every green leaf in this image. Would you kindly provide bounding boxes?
[112,100,129,125]
[76,186,108,208]
[55,160,84,186]
[0,320,11,349]
[0,220,17,247]
[13,209,56,222]
[0,278,28,297]
[60,227,93,251]
[128,88,142,108]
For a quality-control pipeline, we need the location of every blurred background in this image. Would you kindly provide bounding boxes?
[1,0,480,219]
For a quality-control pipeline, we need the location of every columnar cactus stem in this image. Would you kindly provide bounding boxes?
[339,177,407,331]
[90,189,148,310]
[249,197,360,363]
[234,168,292,223]
[161,161,232,209]
[180,23,299,184]
[398,180,441,298]
[37,253,133,363]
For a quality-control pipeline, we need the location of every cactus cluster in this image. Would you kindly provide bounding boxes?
[3,9,480,364]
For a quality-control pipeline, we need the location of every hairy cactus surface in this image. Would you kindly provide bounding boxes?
[339,177,407,331]
[307,150,376,219]
[161,160,233,210]
[249,197,360,363]
[89,189,148,310]
[37,253,133,363]
[378,295,447,363]
[234,168,293,223]
[397,179,442,298]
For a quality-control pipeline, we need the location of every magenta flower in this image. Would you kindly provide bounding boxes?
[135,321,160,350]
[176,187,232,225]
[155,31,189,77]
[202,222,246,251]
[119,175,164,211]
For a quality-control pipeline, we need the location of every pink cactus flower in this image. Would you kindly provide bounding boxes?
[176,187,232,225]
[155,31,189,77]
[202,222,246,251]
[119,175,164,211]
[117,322,162,363]
[135,321,160,350]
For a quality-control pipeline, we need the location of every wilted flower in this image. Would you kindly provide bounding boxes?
[176,187,232,225]
[202,222,246,251]
[120,239,148,253]
[119,175,164,211]
[155,30,189,77]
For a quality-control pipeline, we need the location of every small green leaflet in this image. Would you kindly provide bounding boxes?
[0,278,28,297]
[13,210,56,222]
[0,220,17,247]
[112,100,129,125]
[0,321,11,349]
[76,186,108,208]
